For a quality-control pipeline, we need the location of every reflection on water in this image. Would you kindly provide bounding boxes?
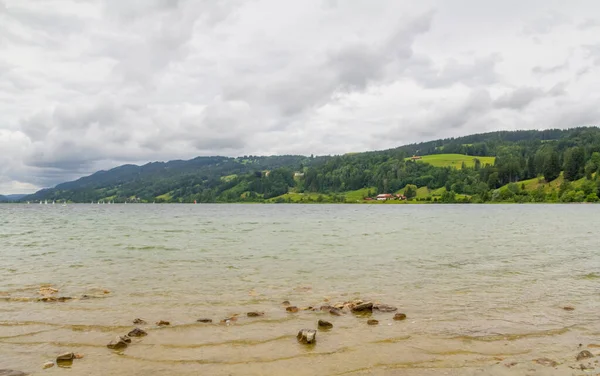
[0,204,599,375]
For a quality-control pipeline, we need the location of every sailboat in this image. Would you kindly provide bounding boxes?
[52,200,55,205]
[44,200,48,205]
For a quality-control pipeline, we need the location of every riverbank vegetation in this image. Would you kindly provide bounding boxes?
[19,127,600,204]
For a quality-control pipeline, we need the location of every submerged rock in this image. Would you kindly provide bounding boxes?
[56,353,75,362]
[107,336,130,350]
[197,318,213,323]
[0,371,27,376]
[563,306,575,311]
[374,304,398,312]
[318,320,333,329]
[127,328,147,337]
[133,318,147,325]
[534,358,558,367]
[156,320,170,326]
[282,300,291,306]
[57,297,72,302]
[319,305,333,311]
[329,308,343,316]
[297,329,317,344]
[42,362,54,369]
[247,311,264,317]
[393,313,407,321]
[286,306,299,313]
[577,350,594,361]
[351,302,374,313]
[367,319,379,325]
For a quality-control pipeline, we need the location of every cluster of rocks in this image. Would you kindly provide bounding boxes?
[106,322,149,351]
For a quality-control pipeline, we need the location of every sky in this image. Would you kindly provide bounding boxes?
[1,0,600,194]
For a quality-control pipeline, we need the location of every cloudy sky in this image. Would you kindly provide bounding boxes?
[1,0,599,193]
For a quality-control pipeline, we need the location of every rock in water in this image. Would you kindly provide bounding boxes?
[329,308,343,316]
[374,304,398,312]
[351,302,373,313]
[247,312,264,317]
[197,318,213,323]
[318,320,333,329]
[393,313,407,321]
[127,328,147,337]
[367,319,379,325]
[534,358,558,367]
[107,336,130,350]
[42,362,54,369]
[297,329,317,344]
[282,300,291,306]
[0,371,27,376]
[577,350,594,361]
[563,306,575,311]
[286,306,299,313]
[56,353,75,362]
[133,318,147,325]
[156,320,170,326]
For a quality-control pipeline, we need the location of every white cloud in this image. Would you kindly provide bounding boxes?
[0,0,599,193]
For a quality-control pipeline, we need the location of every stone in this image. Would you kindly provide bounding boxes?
[351,302,374,313]
[393,313,407,321]
[56,353,75,362]
[374,304,398,312]
[156,320,170,326]
[74,354,84,359]
[320,305,333,311]
[297,329,317,344]
[133,318,147,325]
[38,297,57,302]
[563,306,575,311]
[107,336,130,350]
[329,308,343,316]
[534,358,558,367]
[367,319,379,325]
[247,312,264,317]
[0,371,27,376]
[282,300,291,306]
[127,328,147,337]
[197,318,213,323]
[57,297,72,302]
[577,350,594,361]
[42,362,54,369]
[318,320,333,329]
[286,306,299,313]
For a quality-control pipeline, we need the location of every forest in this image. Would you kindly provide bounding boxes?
[17,126,600,204]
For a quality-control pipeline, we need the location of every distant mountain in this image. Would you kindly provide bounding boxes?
[3,194,28,201]
[23,127,600,204]
[0,195,7,202]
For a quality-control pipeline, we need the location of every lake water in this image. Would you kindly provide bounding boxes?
[1,204,599,375]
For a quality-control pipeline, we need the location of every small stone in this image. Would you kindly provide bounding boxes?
[156,320,170,326]
[133,318,147,325]
[57,296,72,302]
[107,336,129,350]
[56,352,75,362]
[577,350,594,361]
[42,362,54,369]
[534,358,558,367]
[38,297,57,302]
[127,328,147,337]
[351,302,374,313]
[563,306,575,311]
[247,311,264,317]
[286,306,299,313]
[374,304,398,312]
[367,319,379,325]
[197,318,213,323]
[297,329,317,344]
[74,354,84,359]
[0,371,27,376]
[393,313,407,321]
[320,305,333,311]
[318,320,333,329]
[282,300,291,306]
[329,308,343,316]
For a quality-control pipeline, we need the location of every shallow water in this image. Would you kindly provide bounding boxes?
[1,204,599,375]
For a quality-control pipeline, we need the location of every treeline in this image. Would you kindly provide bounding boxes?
[21,127,600,204]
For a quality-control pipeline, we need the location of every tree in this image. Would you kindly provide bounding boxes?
[563,147,585,181]
[404,184,417,199]
[542,151,561,182]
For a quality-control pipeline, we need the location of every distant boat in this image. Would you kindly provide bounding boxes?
[52,200,55,205]
[62,201,66,207]
[44,200,48,205]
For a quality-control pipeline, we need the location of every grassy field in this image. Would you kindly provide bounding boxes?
[407,154,495,169]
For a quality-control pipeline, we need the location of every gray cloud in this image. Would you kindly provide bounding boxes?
[1,0,599,193]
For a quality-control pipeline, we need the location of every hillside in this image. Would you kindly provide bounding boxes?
[0,195,7,202]
[22,126,600,204]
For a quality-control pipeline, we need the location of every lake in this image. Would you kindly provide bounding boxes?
[1,204,599,375]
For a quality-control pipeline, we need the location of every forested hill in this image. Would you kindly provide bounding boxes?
[23,127,600,204]
[0,195,7,202]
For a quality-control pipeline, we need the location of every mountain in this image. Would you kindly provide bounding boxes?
[23,127,600,204]
[0,195,7,202]
[3,194,28,201]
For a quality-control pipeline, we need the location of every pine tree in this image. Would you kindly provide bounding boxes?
[543,151,561,182]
